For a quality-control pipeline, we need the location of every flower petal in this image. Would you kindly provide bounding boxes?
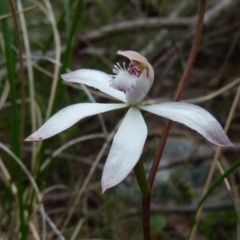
[25,103,127,142]
[61,69,126,102]
[140,102,234,147]
[102,107,147,192]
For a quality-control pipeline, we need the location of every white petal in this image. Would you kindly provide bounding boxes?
[25,103,127,141]
[102,107,147,192]
[61,69,126,102]
[140,102,234,147]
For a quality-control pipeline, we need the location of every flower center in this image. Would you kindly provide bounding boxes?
[110,62,137,93]
[110,61,149,94]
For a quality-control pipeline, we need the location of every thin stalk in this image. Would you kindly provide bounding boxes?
[148,0,207,189]
[141,1,207,239]
[9,0,25,146]
[141,195,151,240]
[134,160,151,240]
[64,0,70,40]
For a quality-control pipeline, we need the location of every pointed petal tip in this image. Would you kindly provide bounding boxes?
[24,135,33,142]
[198,134,234,148]
[222,141,235,148]
[60,73,71,82]
[212,136,235,148]
[101,187,107,194]
[24,135,43,142]
[101,180,112,194]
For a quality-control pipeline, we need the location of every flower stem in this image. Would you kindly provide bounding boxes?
[134,159,150,196]
[148,0,207,189]
[134,160,151,240]
[141,1,207,239]
[142,194,151,240]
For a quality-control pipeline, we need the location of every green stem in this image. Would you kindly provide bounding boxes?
[9,0,25,150]
[134,160,151,240]
[134,160,150,197]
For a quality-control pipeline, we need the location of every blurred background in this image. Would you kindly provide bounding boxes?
[0,0,240,239]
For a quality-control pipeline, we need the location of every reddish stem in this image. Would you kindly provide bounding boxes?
[141,1,207,240]
[142,194,151,240]
[148,0,207,189]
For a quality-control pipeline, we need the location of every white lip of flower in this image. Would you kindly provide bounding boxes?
[25,50,234,193]
[110,62,149,104]
[110,62,136,93]
[109,50,154,104]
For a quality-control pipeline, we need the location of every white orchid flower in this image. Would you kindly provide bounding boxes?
[25,50,233,192]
